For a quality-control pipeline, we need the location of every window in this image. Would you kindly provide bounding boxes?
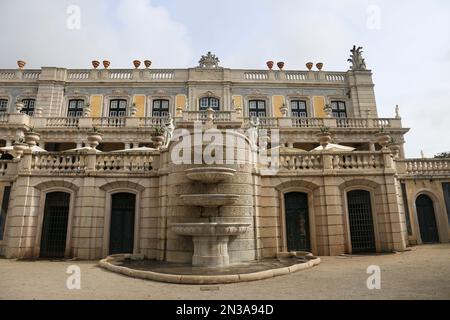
[0,99,8,113]
[67,99,84,117]
[291,100,307,117]
[152,99,169,117]
[331,101,347,118]
[199,97,220,111]
[249,100,266,118]
[21,99,35,116]
[109,99,127,117]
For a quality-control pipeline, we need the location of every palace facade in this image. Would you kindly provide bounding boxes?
[0,50,449,265]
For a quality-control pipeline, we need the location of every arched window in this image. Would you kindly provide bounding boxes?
[199,97,220,111]
[21,99,35,116]
[291,100,307,117]
[0,99,8,113]
[249,100,266,118]
[67,99,84,117]
[109,99,127,117]
[331,101,347,118]
[152,99,170,117]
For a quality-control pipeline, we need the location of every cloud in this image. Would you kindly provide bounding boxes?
[0,0,193,68]
[0,0,449,157]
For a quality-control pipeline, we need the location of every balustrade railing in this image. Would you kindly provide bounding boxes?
[95,153,155,172]
[398,159,450,176]
[0,113,9,123]
[28,152,158,174]
[330,152,384,170]
[291,117,324,128]
[45,117,79,127]
[92,117,126,127]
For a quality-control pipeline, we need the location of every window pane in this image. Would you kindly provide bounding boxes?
[0,99,7,112]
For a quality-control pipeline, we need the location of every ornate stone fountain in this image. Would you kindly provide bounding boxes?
[170,166,251,267]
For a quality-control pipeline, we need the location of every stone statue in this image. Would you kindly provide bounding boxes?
[348,45,367,70]
[248,117,260,149]
[198,51,221,69]
[162,113,175,148]
[395,105,401,119]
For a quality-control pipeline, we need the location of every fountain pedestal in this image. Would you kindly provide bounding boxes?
[171,222,250,267]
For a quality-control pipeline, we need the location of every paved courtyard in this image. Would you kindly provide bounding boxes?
[0,244,449,300]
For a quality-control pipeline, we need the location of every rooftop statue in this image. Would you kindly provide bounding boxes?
[348,45,367,70]
[198,51,221,68]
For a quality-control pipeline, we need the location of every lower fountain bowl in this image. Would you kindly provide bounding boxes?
[181,194,240,207]
[171,222,250,237]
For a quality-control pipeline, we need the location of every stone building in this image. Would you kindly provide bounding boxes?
[0,49,448,266]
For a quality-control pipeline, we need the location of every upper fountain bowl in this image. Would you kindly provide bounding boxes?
[185,167,236,184]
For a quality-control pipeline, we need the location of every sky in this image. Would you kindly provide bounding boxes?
[0,0,449,158]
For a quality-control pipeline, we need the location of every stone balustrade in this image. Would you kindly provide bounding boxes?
[1,112,404,132]
[0,68,348,84]
[397,159,450,177]
[266,151,389,174]
[25,151,159,175]
[0,160,18,177]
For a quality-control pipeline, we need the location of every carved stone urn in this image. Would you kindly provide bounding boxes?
[15,101,24,113]
[24,131,41,146]
[87,130,103,149]
[92,60,100,69]
[277,61,285,70]
[306,62,314,71]
[317,131,332,148]
[13,141,29,158]
[17,60,26,69]
[144,60,152,68]
[280,103,288,117]
[375,131,391,150]
[388,142,401,158]
[83,103,91,117]
[102,60,110,69]
[130,103,138,116]
[151,126,166,149]
[133,60,141,69]
[266,61,274,70]
[323,104,333,118]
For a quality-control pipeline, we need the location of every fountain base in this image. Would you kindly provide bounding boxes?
[171,222,250,267]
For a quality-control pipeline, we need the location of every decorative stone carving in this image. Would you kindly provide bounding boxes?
[198,51,221,69]
[348,45,367,70]
[395,105,401,119]
[162,114,175,148]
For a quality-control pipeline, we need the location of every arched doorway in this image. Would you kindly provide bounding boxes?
[416,194,439,243]
[109,193,136,255]
[347,190,376,253]
[284,192,311,251]
[40,192,71,258]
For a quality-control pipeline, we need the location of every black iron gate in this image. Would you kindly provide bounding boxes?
[109,193,136,255]
[416,194,439,243]
[285,192,311,251]
[347,190,376,253]
[40,192,71,258]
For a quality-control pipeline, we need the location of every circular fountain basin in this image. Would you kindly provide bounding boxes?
[181,194,240,207]
[171,222,250,236]
[185,167,236,183]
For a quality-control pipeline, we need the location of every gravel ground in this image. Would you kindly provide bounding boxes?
[0,244,449,300]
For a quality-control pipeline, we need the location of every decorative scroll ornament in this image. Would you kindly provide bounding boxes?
[348,45,367,70]
[198,51,221,69]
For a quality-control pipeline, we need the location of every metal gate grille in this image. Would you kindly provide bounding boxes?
[285,192,310,251]
[416,194,439,243]
[109,193,136,255]
[40,192,70,258]
[347,190,376,252]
